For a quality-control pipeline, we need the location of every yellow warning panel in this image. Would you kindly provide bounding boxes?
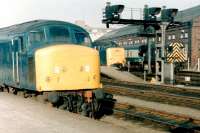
[106,48,126,66]
[167,42,187,63]
[35,44,101,92]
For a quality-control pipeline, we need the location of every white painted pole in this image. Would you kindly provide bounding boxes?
[170,62,174,84]
[187,58,190,71]
[128,61,130,72]
[198,58,200,71]
[144,70,146,82]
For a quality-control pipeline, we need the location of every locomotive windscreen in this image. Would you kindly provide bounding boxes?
[49,26,70,42]
[73,29,91,46]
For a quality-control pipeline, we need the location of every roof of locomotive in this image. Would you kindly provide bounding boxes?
[0,20,87,39]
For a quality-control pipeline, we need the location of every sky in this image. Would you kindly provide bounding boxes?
[0,0,199,28]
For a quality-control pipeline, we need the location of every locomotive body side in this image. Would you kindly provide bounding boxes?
[0,40,13,86]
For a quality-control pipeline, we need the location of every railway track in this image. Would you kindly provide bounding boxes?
[102,78,200,132]
[102,78,200,109]
[176,71,200,86]
[103,85,200,110]
[111,102,200,133]
[102,78,200,98]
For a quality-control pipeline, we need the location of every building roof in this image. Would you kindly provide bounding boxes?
[97,25,143,41]
[176,5,200,22]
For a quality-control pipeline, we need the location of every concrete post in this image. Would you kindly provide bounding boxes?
[170,63,174,84]
[147,37,152,74]
[144,70,146,82]
[187,58,190,71]
[160,23,168,83]
[128,61,130,72]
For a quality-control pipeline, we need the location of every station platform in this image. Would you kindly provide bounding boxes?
[0,93,132,133]
[101,66,144,83]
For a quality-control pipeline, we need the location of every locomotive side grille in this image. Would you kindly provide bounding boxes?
[28,57,36,84]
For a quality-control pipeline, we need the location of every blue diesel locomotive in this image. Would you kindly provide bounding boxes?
[0,20,105,117]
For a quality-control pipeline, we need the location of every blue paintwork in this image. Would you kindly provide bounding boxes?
[0,20,92,91]
[92,41,117,65]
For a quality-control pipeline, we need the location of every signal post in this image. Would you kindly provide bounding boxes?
[102,2,181,84]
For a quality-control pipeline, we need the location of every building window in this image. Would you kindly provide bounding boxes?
[123,41,127,45]
[172,35,176,39]
[128,41,133,45]
[142,40,144,43]
[185,33,188,38]
[180,34,184,39]
[168,35,171,40]
[135,40,139,44]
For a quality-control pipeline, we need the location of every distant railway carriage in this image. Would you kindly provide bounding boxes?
[0,20,105,116]
[124,44,157,71]
[124,45,145,64]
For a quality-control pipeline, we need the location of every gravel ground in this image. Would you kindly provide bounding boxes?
[116,95,200,119]
[0,92,168,133]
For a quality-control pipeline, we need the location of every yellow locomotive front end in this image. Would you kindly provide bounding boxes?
[35,44,101,92]
[106,48,126,67]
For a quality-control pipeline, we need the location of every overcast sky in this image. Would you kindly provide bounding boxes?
[0,0,199,28]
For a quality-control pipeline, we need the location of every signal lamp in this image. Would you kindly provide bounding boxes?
[144,6,161,21]
[104,4,124,20]
[161,8,178,22]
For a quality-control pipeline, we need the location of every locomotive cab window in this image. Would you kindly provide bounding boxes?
[49,26,70,42]
[73,29,91,46]
[29,28,45,44]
